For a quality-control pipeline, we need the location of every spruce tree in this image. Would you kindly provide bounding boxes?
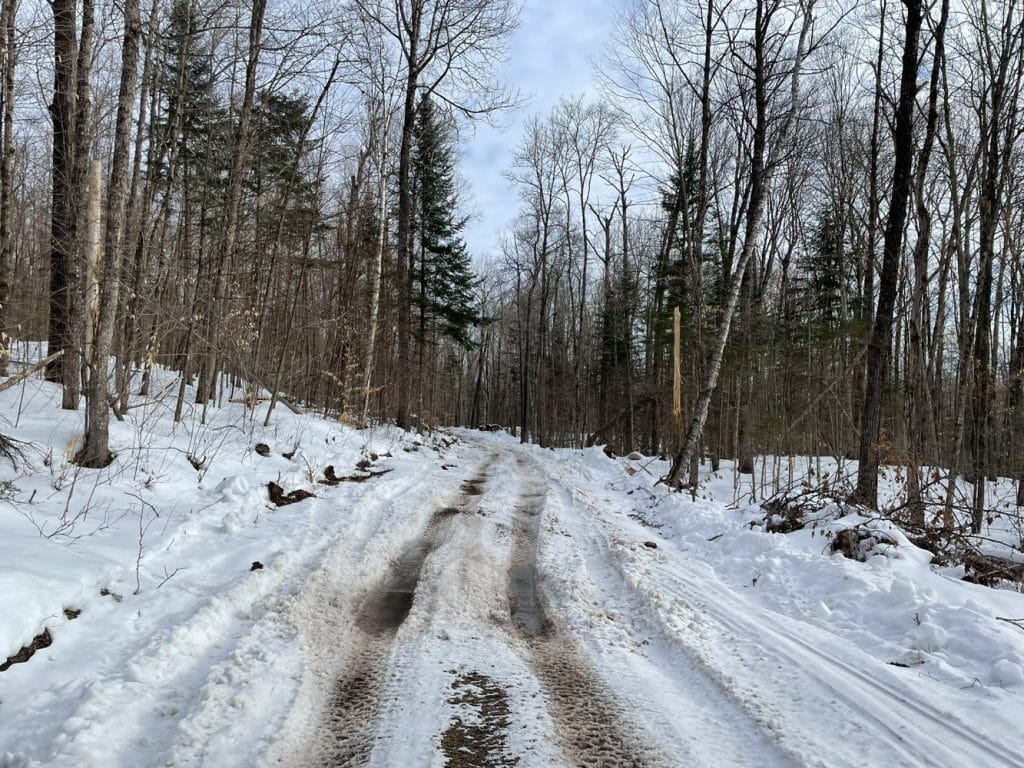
[251,90,320,240]
[799,204,849,328]
[412,95,481,349]
[654,141,704,355]
[155,0,229,202]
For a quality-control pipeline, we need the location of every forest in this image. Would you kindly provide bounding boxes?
[0,0,1022,527]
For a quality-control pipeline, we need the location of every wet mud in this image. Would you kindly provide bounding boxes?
[441,671,520,768]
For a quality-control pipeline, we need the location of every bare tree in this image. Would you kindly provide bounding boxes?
[666,0,818,487]
[76,0,142,467]
[353,0,518,429]
[852,0,927,508]
[0,0,14,377]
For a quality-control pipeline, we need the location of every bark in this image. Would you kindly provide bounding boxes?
[394,4,423,429]
[0,0,14,377]
[362,112,389,422]
[904,0,948,525]
[47,0,78,394]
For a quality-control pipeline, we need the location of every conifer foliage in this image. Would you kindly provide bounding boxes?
[412,95,481,350]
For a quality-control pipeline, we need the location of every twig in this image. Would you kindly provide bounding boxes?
[156,566,187,589]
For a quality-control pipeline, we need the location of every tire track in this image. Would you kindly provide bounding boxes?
[441,671,520,768]
[305,523,442,767]
[542,484,798,767]
[507,468,668,768]
[300,457,498,767]
[666,554,1022,767]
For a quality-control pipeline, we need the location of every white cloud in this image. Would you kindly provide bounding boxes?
[461,0,618,260]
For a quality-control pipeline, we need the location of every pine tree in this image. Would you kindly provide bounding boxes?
[251,90,321,240]
[653,141,702,355]
[412,95,481,349]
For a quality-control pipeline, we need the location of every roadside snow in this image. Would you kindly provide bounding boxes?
[520,438,1024,767]
[0,354,434,766]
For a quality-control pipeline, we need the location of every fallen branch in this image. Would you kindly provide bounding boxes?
[319,466,394,486]
[964,552,1024,587]
[996,617,1024,633]
[0,350,65,394]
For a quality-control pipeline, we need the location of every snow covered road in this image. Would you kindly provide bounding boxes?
[5,427,1024,767]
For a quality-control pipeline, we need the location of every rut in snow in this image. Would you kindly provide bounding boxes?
[303,523,441,767]
[305,459,497,767]
[441,671,520,768]
[508,468,668,768]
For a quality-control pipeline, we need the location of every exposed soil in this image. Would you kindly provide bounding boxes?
[508,472,667,768]
[321,466,395,486]
[268,481,315,507]
[296,454,662,768]
[529,640,661,768]
[302,460,496,766]
[441,672,520,768]
[306,644,392,767]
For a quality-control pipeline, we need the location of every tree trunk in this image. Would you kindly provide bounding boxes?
[47,0,78,396]
[0,0,14,377]
[394,12,422,430]
[666,0,815,488]
[77,0,140,468]
[852,0,923,508]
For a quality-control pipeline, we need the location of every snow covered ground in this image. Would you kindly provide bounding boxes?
[3,356,1024,766]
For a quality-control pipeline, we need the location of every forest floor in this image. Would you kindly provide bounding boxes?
[2,362,1024,766]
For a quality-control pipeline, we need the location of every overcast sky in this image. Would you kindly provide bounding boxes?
[461,0,619,260]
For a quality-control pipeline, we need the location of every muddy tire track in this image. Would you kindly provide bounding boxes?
[507,471,668,768]
[303,522,442,767]
[304,458,497,767]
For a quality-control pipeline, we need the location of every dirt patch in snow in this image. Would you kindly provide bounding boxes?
[1,628,53,672]
[301,459,498,765]
[528,639,662,768]
[307,643,392,767]
[441,671,519,767]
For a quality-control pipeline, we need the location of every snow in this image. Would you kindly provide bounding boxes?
[3,354,1024,766]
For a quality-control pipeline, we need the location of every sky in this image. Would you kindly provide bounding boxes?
[460,0,619,260]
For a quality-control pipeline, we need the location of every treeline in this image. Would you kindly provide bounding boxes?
[0,0,513,465]
[475,0,1024,524]
[0,0,1022,520]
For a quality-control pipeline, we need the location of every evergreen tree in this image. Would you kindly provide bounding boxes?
[798,204,850,328]
[155,0,229,202]
[654,140,719,359]
[251,90,321,241]
[412,95,481,349]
